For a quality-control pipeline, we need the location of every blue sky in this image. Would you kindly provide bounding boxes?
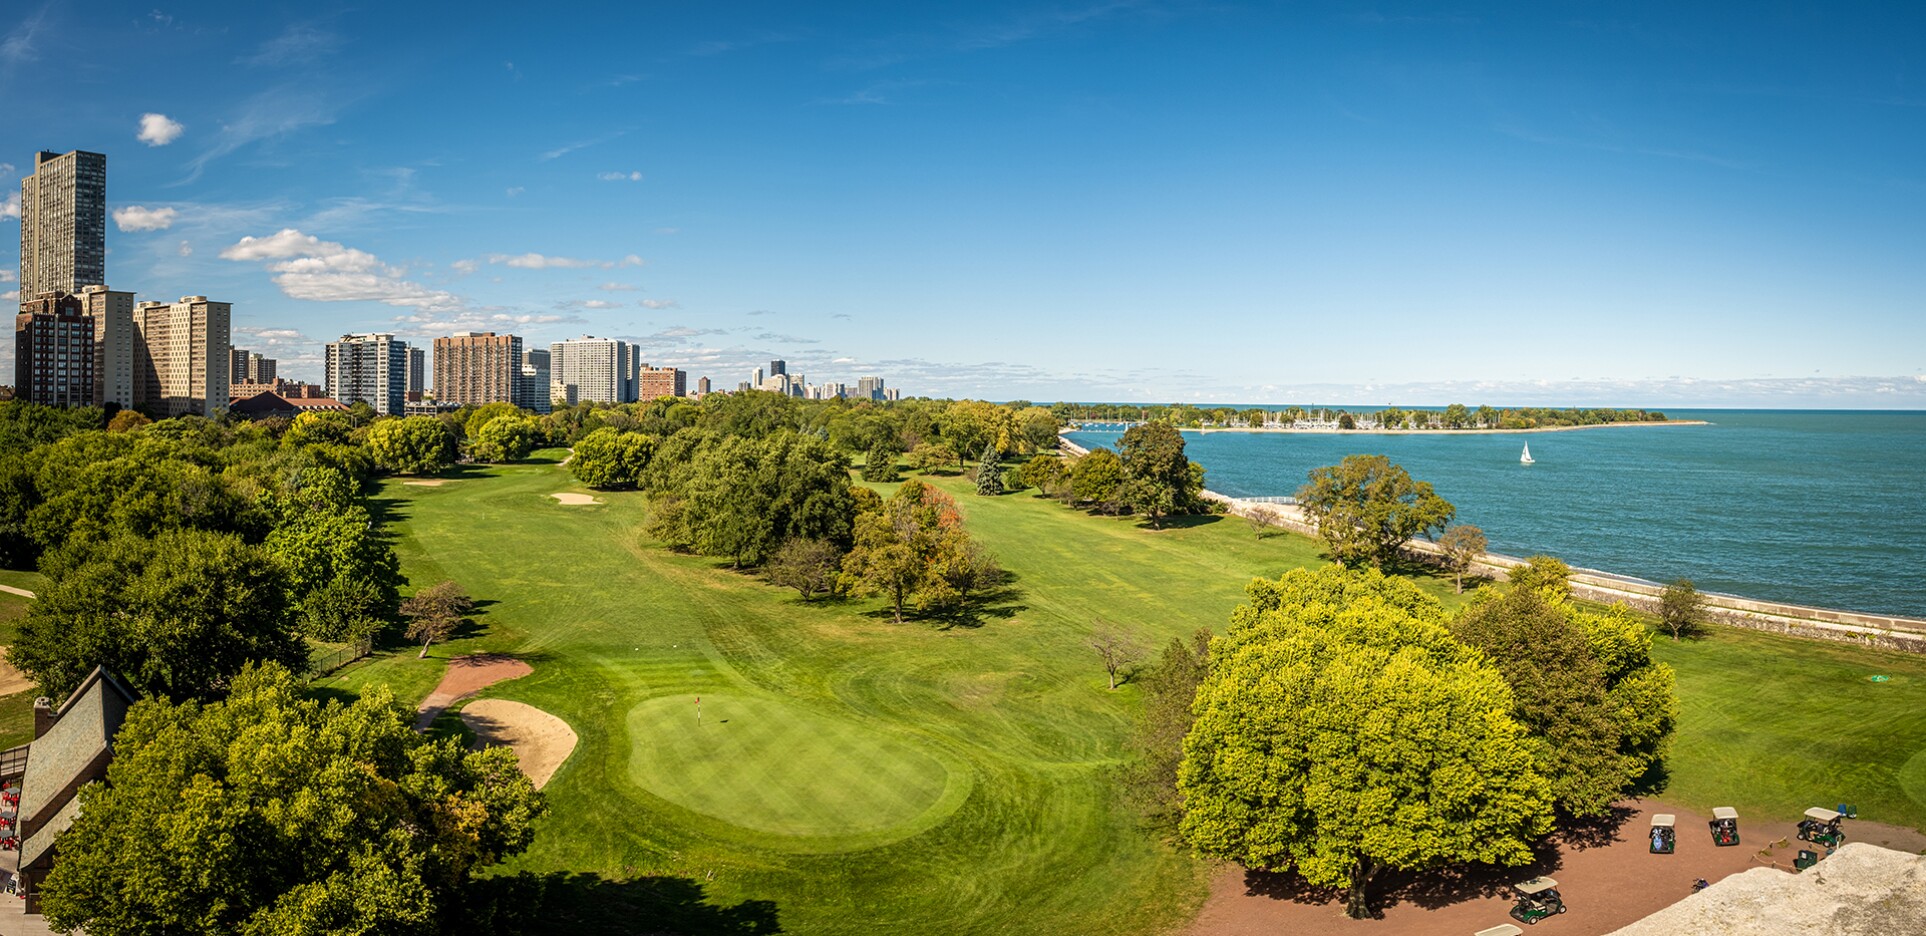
[4,1,1924,406]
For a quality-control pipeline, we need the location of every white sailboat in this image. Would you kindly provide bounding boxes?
[1520,442,1535,465]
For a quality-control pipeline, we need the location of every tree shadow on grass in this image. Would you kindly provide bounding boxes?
[1136,512,1224,531]
[468,871,782,935]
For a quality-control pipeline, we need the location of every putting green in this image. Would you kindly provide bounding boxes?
[627,693,968,842]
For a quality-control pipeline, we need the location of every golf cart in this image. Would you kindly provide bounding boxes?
[1710,807,1740,847]
[1508,877,1566,925]
[1649,814,1677,854]
[1476,926,1525,936]
[1798,807,1845,849]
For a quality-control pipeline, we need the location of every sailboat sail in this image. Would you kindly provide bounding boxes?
[1520,443,1534,465]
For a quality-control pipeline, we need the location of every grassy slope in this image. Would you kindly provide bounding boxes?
[320,454,1926,934]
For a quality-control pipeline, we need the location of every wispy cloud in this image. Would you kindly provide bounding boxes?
[239,22,339,66]
[1,191,18,220]
[138,113,185,146]
[184,87,341,181]
[113,205,177,231]
[1,3,54,67]
[811,79,936,106]
[640,298,679,309]
[597,170,644,181]
[599,282,637,292]
[221,228,464,312]
[687,32,802,57]
[956,1,1150,50]
[756,332,819,344]
[1496,121,1750,170]
[539,131,627,161]
[480,252,644,270]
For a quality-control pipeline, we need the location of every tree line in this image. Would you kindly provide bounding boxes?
[1008,423,1214,527]
[1055,402,1669,429]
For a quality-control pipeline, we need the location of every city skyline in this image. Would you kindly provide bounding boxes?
[3,3,1925,406]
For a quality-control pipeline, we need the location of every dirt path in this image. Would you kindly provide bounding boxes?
[0,648,31,696]
[1182,800,1926,936]
[460,698,577,789]
[414,653,532,730]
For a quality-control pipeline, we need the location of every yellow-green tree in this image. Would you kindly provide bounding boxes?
[1295,455,1455,567]
[1179,566,1552,919]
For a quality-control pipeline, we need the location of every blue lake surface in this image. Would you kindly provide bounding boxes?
[1066,411,1926,618]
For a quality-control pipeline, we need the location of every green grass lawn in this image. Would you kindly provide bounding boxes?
[319,454,1926,934]
[1651,625,1926,829]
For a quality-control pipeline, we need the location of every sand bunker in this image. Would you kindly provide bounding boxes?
[461,698,578,790]
[404,479,452,487]
[550,492,600,505]
[1608,843,1926,936]
[415,654,532,729]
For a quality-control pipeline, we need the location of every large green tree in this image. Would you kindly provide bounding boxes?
[667,432,855,567]
[1069,447,1124,510]
[568,427,657,490]
[367,417,458,476]
[263,505,403,641]
[471,414,538,463]
[1179,565,1552,918]
[39,662,545,936]
[12,530,308,701]
[1295,455,1455,567]
[1116,422,1202,527]
[840,479,985,622]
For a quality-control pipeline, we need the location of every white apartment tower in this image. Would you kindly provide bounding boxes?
[18,151,107,299]
[132,296,230,418]
[325,333,409,415]
[548,336,640,405]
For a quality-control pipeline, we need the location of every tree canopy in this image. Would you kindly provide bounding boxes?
[12,530,309,701]
[1116,422,1205,527]
[1179,565,1552,918]
[840,479,992,623]
[1295,455,1455,567]
[39,662,545,936]
[367,417,458,476]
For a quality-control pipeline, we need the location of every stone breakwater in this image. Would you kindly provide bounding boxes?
[1057,431,1926,653]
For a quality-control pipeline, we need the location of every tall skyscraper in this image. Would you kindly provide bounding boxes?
[696,376,711,396]
[549,336,638,404]
[18,151,107,298]
[858,376,886,401]
[404,346,427,394]
[78,285,134,408]
[230,347,251,383]
[769,359,786,378]
[433,332,522,406]
[637,366,685,401]
[248,352,277,384]
[325,333,409,415]
[519,349,551,413]
[133,296,230,418]
[14,292,96,407]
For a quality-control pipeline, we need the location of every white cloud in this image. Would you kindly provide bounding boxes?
[655,227,680,235]
[1,192,19,220]
[640,298,679,309]
[1,290,17,302]
[450,258,479,274]
[0,269,12,282]
[599,281,637,291]
[113,205,178,231]
[177,240,193,257]
[597,171,644,182]
[221,228,463,311]
[505,186,525,197]
[482,252,644,270]
[0,162,13,174]
[138,112,185,146]
[582,299,620,309]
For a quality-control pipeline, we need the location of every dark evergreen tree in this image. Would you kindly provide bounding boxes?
[975,443,1003,496]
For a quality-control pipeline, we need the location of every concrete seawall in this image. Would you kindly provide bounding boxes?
[1057,431,1926,652]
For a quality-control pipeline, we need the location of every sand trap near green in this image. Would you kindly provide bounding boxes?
[628,693,965,841]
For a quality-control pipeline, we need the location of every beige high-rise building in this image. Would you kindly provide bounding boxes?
[133,296,230,418]
[433,332,522,406]
[19,151,107,299]
[14,292,95,407]
[549,336,639,404]
[78,285,135,408]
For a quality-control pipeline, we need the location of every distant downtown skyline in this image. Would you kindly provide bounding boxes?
[4,3,1923,407]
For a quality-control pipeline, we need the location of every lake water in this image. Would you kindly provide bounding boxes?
[1066,411,1926,618]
